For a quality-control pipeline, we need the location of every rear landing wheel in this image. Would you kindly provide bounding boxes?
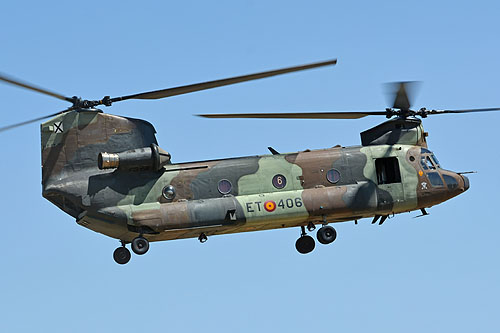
[317,225,337,245]
[113,246,131,265]
[131,236,149,255]
[295,235,315,254]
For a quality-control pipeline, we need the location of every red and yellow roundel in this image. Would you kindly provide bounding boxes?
[264,200,276,212]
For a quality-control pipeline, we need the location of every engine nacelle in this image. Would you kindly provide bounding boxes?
[98,143,171,171]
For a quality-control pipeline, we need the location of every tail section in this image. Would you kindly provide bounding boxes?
[41,110,159,217]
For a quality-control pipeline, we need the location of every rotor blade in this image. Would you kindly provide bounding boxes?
[0,108,74,133]
[385,81,420,110]
[428,107,500,114]
[0,73,73,103]
[198,111,387,119]
[109,59,337,103]
[393,83,411,110]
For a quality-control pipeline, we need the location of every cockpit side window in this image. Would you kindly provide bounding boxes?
[431,154,440,168]
[420,148,441,169]
[426,156,435,169]
[420,157,428,170]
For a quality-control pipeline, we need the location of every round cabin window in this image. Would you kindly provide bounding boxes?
[326,169,341,184]
[162,185,176,200]
[272,174,287,189]
[218,179,232,195]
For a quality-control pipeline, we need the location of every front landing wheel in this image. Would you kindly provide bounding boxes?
[113,246,131,265]
[295,235,315,254]
[131,236,150,255]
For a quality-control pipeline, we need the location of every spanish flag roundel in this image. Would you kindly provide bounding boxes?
[264,200,276,212]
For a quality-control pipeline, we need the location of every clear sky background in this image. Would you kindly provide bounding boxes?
[0,1,499,332]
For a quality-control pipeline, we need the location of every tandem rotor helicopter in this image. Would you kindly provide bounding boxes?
[1,59,498,264]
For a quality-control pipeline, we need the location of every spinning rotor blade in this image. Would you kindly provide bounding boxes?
[198,111,387,119]
[0,108,74,133]
[386,81,420,110]
[109,59,337,103]
[393,83,411,110]
[0,73,73,103]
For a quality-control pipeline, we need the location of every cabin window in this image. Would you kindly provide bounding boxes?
[217,179,232,195]
[427,172,444,187]
[162,185,176,200]
[326,169,341,184]
[272,174,287,189]
[375,157,401,185]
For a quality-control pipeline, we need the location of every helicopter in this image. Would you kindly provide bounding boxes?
[1,59,498,265]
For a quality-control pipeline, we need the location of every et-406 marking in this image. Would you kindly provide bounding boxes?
[246,198,304,213]
[236,190,309,223]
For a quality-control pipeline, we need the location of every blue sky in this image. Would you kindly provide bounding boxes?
[0,1,499,332]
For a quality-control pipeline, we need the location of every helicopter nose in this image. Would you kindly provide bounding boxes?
[461,175,470,192]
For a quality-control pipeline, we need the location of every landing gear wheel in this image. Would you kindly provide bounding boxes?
[317,225,337,245]
[131,236,149,255]
[295,235,315,254]
[113,246,131,265]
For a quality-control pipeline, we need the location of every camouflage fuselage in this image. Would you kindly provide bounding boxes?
[41,111,468,243]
